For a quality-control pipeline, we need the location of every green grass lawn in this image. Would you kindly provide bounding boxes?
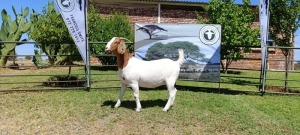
[0,89,299,134]
[0,67,300,134]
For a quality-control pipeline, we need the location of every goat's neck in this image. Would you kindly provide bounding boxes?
[114,50,132,69]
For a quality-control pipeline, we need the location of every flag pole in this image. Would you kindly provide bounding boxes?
[259,0,270,95]
[85,0,90,91]
[55,0,90,91]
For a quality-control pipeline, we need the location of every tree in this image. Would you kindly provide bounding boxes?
[145,42,166,60]
[0,6,36,67]
[202,0,260,73]
[88,6,134,65]
[24,55,32,60]
[145,41,206,62]
[7,49,17,61]
[295,61,300,70]
[29,4,134,67]
[29,2,80,66]
[269,0,300,92]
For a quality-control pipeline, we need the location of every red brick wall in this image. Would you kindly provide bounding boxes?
[93,5,288,70]
[94,5,200,24]
[229,49,287,70]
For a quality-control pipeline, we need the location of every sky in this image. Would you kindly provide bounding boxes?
[1,1,51,56]
[0,0,299,60]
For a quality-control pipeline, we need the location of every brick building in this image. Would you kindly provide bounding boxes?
[89,0,291,70]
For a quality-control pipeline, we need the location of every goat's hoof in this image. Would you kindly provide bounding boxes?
[162,108,168,112]
[114,104,120,108]
[135,108,141,112]
[114,101,121,108]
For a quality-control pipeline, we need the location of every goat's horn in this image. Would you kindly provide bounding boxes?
[119,37,132,42]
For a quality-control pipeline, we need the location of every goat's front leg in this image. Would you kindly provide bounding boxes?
[115,83,127,108]
[130,83,142,112]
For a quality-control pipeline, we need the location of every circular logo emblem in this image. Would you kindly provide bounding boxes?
[199,25,220,45]
[57,0,75,12]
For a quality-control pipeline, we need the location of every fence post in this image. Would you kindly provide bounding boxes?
[261,46,268,95]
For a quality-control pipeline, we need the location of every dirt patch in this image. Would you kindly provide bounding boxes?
[266,86,300,93]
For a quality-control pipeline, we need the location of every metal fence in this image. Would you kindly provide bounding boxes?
[0,41,299,94]
[264,46,300,93]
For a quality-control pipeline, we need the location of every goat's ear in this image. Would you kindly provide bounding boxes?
[117,40,126,54]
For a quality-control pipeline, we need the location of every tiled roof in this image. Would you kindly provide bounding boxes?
[90,0,207,5]
[130,0,206,4]
[90,0,257,6]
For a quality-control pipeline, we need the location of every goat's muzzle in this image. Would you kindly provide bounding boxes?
[105,49,112,54]
[105,47,111,54]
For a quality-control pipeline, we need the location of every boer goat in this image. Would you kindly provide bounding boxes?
[105,37,184,112]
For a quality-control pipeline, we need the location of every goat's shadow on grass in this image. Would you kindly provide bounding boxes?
[176,85,259,95]
[101,99,166,110]
[138,85,257,95]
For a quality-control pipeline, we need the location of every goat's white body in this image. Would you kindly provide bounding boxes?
[105,37,184,112]
[119,58,181,88]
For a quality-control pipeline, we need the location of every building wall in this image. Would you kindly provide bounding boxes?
[94,4,202,24]
[93,4,288,70]
[230,49,287,70]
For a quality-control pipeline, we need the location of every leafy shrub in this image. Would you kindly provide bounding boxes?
[295,61,300,70]
[8,63,19,69]
[43,75,86,87]
[88,6,134,67]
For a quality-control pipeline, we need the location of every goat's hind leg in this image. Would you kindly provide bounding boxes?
[163,80,177,112]
[115,83,127,108]
[170,88,177,106]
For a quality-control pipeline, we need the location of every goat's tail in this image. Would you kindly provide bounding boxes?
[176,49,184,66]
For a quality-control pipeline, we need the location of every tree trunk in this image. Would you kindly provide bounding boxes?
[67,66,72,80]
[221,60,225,73]
[222,59,228,74]
[12,49,16,65]
[48,56,56,66]
[0,56,8,67]
[0,46,15,68]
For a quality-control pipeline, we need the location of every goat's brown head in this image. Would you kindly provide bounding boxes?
[105,37,126,54]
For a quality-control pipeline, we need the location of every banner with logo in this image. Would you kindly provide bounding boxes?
[259,0,269,70]
[55,0,88,65]
[135,23,221,82]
